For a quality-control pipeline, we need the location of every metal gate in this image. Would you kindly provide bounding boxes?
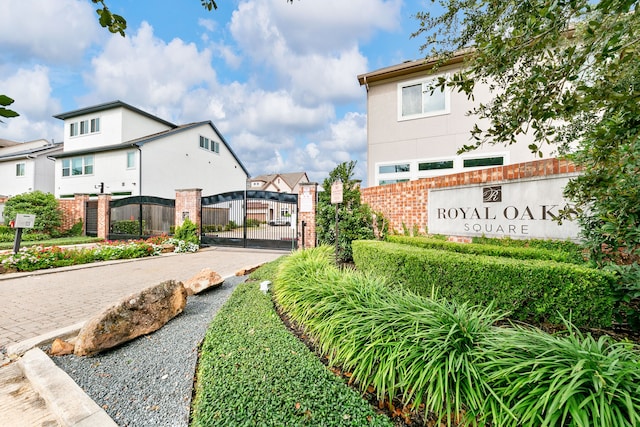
[108,196,175,240]
[85,201,98,237]
[201,190,298,250]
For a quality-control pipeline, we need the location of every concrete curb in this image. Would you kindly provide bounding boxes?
[19,348,117,427]
[6,321,86,358]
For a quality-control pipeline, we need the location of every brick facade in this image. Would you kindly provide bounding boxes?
[361,158,580,235]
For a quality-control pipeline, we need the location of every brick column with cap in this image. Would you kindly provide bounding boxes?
[297,182,318,249]
[175,189,202,234]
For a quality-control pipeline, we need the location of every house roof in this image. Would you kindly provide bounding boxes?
[249,172,309,191]
[0,142,63,162]
[0,139,20,149]
[49,121,250,177]
[357,48,472,86]
[53,100,177,128]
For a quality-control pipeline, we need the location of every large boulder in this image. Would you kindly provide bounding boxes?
[183,268,224,296]
[74,280,187,356]
[235,263,265,276]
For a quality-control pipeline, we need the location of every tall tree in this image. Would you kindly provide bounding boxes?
[415,0,640,265]
[317,161,380,263]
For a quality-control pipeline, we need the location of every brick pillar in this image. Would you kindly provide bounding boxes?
[297,182,318,249]
[74,194,90,235]
[175,189,202,234]
[97,194,111,240]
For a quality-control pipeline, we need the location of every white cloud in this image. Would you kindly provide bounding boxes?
[270,0,402,54]
[0,66,62,142]
[82,22,217,121]
[0,0,101,64]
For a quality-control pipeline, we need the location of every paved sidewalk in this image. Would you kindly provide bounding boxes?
[0,247,287,427]
[0,246,285,349]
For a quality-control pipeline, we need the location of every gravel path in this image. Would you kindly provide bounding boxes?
[50,275,246,427]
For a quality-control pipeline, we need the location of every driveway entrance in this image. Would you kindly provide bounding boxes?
[200,190,298,250]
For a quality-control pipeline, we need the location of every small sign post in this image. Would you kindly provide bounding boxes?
[12,213,36,254]
[331,180,343,259]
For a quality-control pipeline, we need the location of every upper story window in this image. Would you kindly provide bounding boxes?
[199,136,220,153]
[398,76,450,121]
[62,155,94,177]
[379,164,410,174]
[69,117,100,137]
[463,156,504,168]
[418,160,454,171]
[16,163,25,177]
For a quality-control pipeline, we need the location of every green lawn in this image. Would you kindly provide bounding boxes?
[0,236,104,251]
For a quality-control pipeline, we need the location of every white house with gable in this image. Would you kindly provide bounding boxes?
[0,138,63,197]
[51,101,249,199]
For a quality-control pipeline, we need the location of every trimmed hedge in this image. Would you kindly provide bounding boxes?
[191,281,392,427]
[111,220,145,234]
[352,240,615,327]
[387,235,588,265]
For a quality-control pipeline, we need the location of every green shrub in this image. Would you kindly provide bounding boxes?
[472,235,585,258]
[191,281,392,427]
[173,217,199,245]
[388,235,588,265]
[246,218,261,228]
[111,220,144,235]
[3,191,62,234]
[352,240,616,327]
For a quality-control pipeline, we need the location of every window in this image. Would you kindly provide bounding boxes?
[379,179,409,185]
[69,117,100,137]
[463,157,504,168]
[126,151,136,169]
[398,76,449,120]
[419,160,454,171]
[62,155,94,177]
[16,163,25,177]
[379,164,410,174]
[199,136,220,153]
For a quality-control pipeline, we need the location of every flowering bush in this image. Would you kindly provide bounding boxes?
[0,234,199,273]
[165,238,199,253]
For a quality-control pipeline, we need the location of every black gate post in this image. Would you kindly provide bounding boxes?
[243,188,248,248]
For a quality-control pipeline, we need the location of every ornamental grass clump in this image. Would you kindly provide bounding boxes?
[273,246,640,426]
[273,247,506,425]
[479,323,640,426]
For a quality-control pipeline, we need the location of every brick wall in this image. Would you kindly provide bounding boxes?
[361,158,579,235]
[58,194,89,233]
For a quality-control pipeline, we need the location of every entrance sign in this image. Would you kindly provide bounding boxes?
[331,181,343,204]
[428,176,581,240]
[14,214,36,229]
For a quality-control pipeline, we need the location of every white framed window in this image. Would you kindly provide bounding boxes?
[379,164,410,174]
[126,151,136,169]
[16,163,25,177]
[462,156,504,169]
[199,136,220,154]
[62,155,94,177]
[69,117,100,137]
[397,75,450,121]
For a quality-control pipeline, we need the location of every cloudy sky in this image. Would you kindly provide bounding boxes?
[0,0,430,185]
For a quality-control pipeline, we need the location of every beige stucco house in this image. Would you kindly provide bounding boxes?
[357,53,552,187]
